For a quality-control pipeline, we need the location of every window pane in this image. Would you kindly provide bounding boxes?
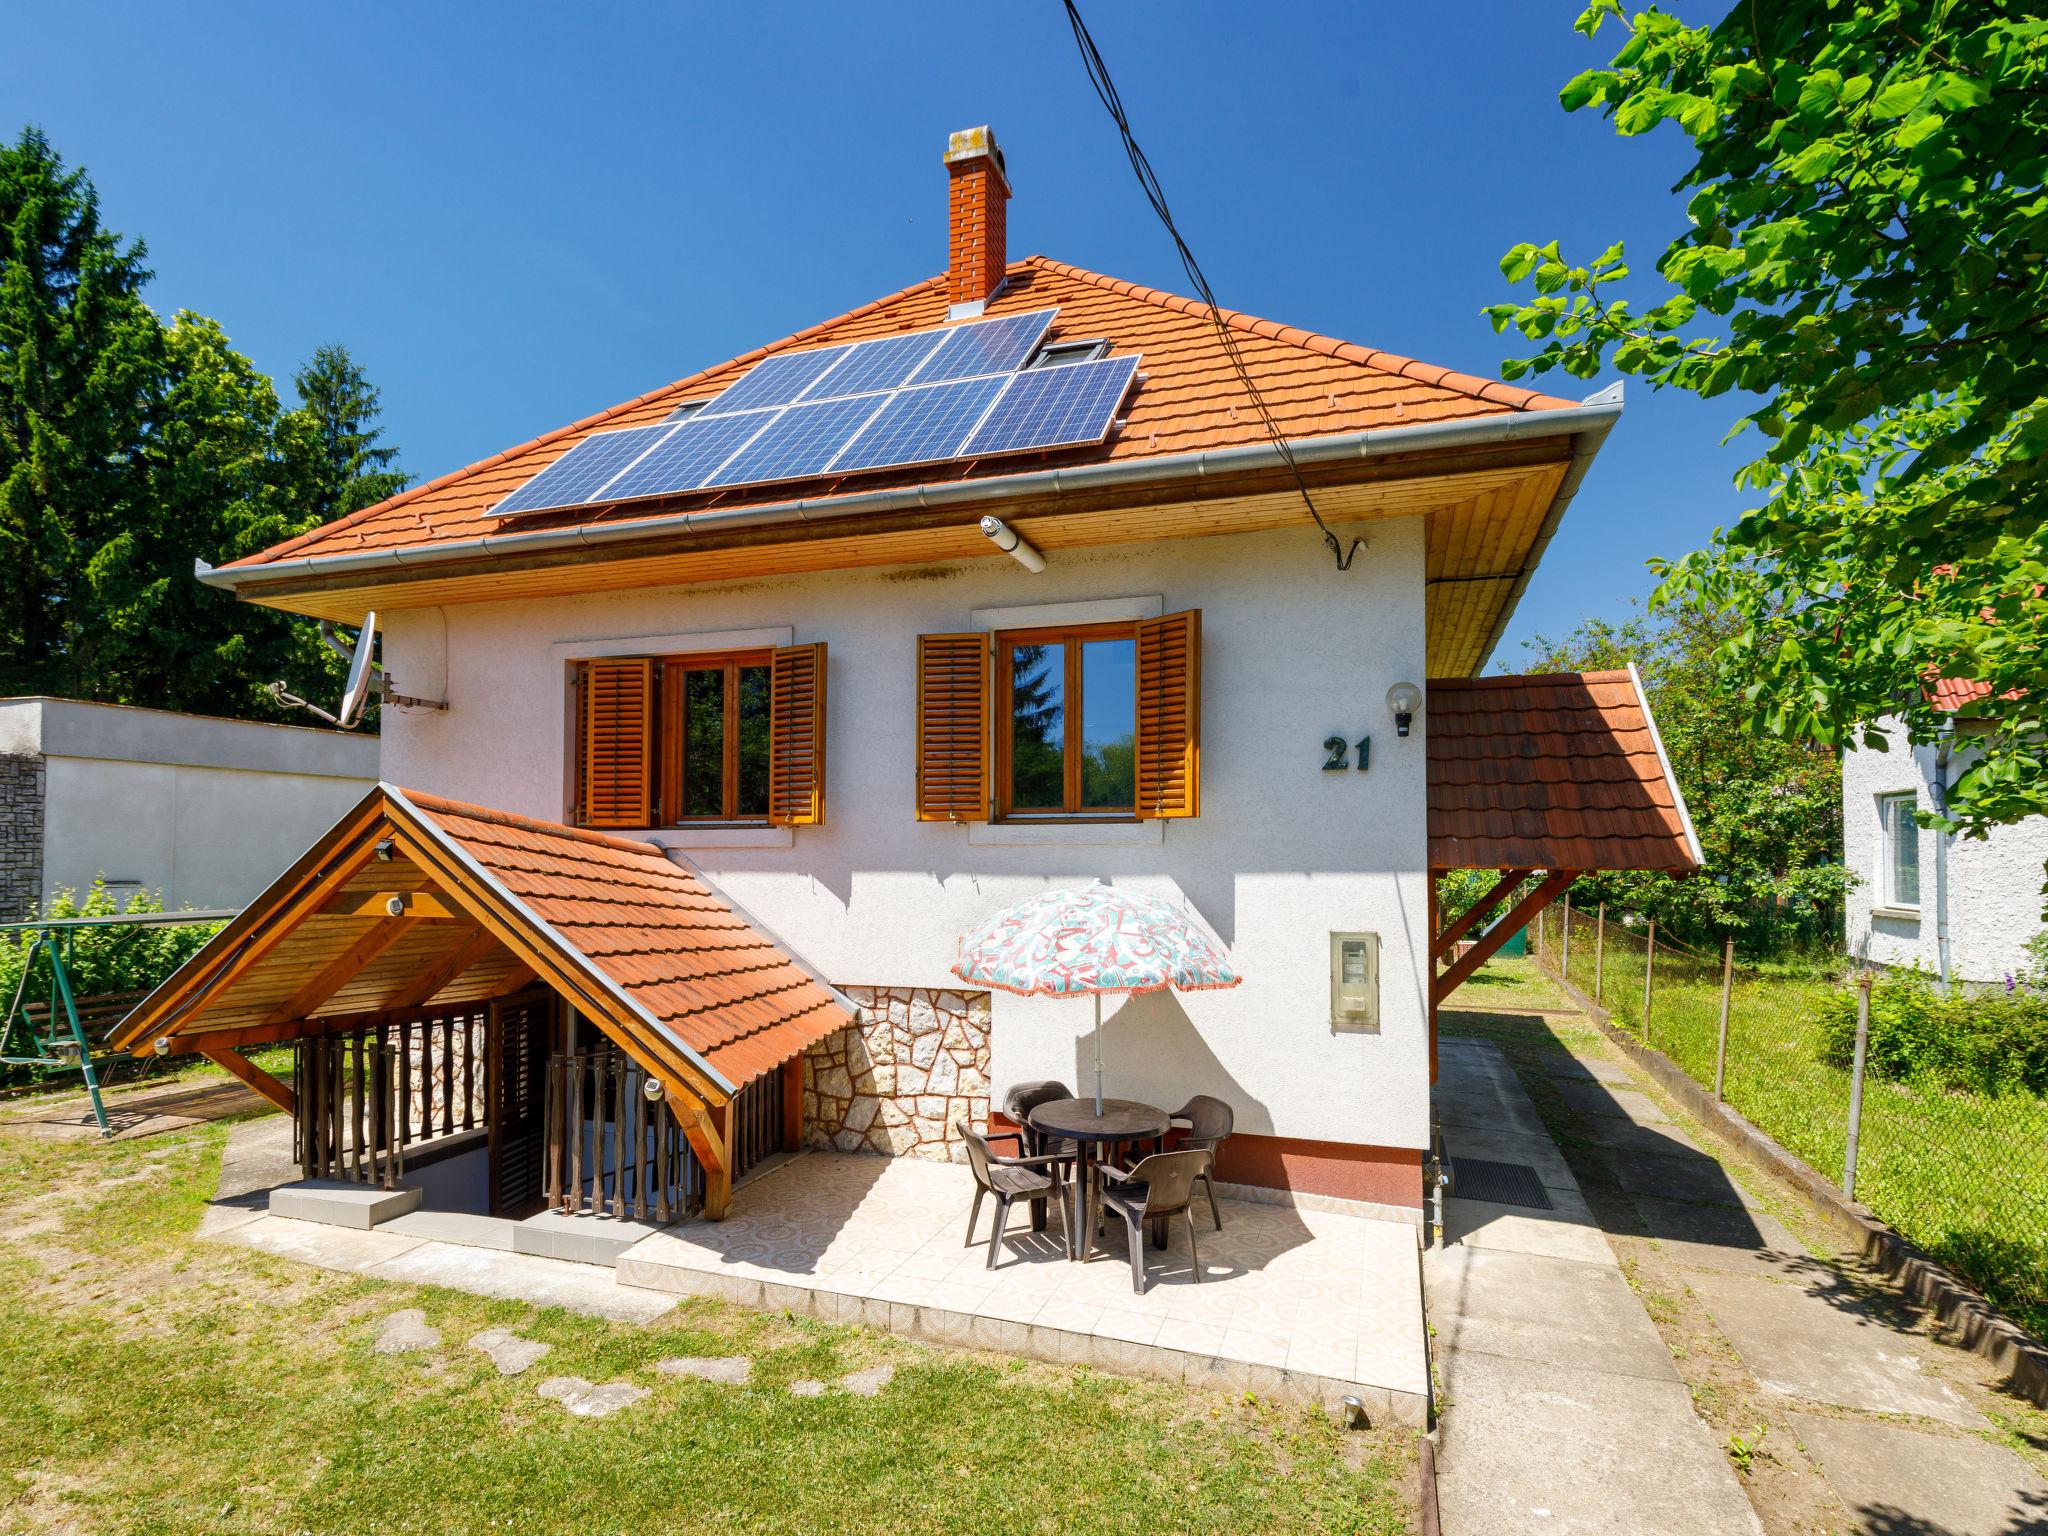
[1008,642,1065,810]
[736,664,771,817]
[682,668,725,817]
[1080,637,1136,809]
[1888,795,1920,905]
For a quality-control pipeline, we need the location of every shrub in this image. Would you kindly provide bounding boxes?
[1817,968,2048,1096]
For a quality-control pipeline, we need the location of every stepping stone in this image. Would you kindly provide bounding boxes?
[787,1378,829,1397]
[656,1355,752,1385]
[469,1328,551,1377]
[839,1364,894,1397]
[537,1376,649,1418]
[373,1308,440,1355]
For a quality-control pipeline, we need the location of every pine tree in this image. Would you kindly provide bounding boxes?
[289,343,406,522]
[0,127,159,697]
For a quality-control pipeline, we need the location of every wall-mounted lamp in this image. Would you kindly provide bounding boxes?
[980,515,1046,573]
[375,838,395,862]
[643,1076,666,1103]
[1386,681,1422,738]
[152,1036,172,1057]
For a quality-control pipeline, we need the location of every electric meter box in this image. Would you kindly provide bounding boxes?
[1329,931,1380,1031]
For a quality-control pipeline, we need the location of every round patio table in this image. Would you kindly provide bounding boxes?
[1028,1097,1170,1262]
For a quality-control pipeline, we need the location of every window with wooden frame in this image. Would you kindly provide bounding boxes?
[914,610,1199,823]
[573,643,825,830]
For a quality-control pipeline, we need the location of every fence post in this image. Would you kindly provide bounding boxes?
[1713,937,1734,1100]
[1844,971,1872,1201]
[1593,903,1605,1004]
[1642,919,1657,1044]
[1561,893,1572,982]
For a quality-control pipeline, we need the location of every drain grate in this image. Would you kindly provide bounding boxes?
[1449,1156,1553,1210]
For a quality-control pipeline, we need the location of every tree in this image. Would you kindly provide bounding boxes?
[289,343,406,523]
[1488,3,2048,854]
[0,126,159,698]
[0,127,402,722]
[1518,595,1850,952]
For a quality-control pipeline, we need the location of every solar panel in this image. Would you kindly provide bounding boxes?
[489,423,678,516]
[598,409,781,501]
[696,346,853,417]
[828,375,1008,474]
[797,329,948,402]
[913,309,1057,385]
[960,355,1139,459]
[706,394,890,488]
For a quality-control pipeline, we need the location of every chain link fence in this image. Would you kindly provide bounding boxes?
[1531,898,2048,1339]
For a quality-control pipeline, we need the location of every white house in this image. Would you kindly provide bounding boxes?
[1844,697,2048,985]
[0,697,378,919]
[111,128,1696,1236]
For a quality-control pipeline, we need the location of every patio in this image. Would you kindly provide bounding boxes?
[615,1151,1430,1424]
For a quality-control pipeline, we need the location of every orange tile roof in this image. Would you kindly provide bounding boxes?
[229,255,1581,572]
[1427,670,1701,873]
[400,789,852,1088]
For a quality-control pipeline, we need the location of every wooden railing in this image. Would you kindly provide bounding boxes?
[728,1069,781,1182]
[543,1044,702,1223]
[292,1006,487,1188]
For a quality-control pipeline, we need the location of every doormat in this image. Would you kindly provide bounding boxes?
[1449,1156,1553,1210]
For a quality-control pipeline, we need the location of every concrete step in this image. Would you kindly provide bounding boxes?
[269,1179,421,1230]
[513,1208,666,1266]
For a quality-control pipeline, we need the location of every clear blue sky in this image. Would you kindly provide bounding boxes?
[12,1,1752,665]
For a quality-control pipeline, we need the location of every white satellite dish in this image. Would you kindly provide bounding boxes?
[337,612,379,729]
[264,611,381,730]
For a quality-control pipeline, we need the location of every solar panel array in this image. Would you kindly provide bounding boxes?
[490,308,1140,518]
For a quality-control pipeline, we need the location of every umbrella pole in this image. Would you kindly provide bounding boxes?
[1093,993,1104,1115]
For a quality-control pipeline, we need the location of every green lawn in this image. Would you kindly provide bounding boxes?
[1544,931,2048,1340]
[0,1106,1413,1536]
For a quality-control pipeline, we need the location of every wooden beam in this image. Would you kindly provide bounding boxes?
[261,917,412,1027]
[317,890,460,920]
[199,1045,295,1115]
[1432,869,1534,960]
[1432,872,1578,1006]
[121,833,384,1053]
[383,923,500,1010]
[486,960,537,998]
[696,1102,733,1221]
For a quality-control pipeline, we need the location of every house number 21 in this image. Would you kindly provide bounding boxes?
[1322,735,1371,772]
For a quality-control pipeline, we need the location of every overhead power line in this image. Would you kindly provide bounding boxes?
[1060,0,1365,572]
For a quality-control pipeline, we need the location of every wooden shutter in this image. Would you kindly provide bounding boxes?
[916,632,991,821]
[768,642,827,826]
[577,657,654,828]
[1135,609,1201,819]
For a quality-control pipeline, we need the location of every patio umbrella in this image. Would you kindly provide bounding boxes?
[952,885,1241,1114]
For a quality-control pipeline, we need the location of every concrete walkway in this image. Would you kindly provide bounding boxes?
[1428,1036,1763,1535]
[1433,999,2048,1536]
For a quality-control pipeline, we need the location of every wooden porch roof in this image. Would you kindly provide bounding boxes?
[107,785,854,1112]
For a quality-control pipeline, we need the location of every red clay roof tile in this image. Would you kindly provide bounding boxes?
[1427,671,1701,873]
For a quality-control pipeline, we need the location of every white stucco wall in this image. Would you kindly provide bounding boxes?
[1843,716,2048,983]
[0,697,379,912]
[379,522,1434,1152]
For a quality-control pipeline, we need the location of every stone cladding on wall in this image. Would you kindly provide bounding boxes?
[0,754,44,922]
[801,986,991,1161]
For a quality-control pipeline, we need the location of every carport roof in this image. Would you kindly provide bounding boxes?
[1426,668,1702,873]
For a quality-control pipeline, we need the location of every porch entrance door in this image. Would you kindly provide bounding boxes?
[487,990,552,1217]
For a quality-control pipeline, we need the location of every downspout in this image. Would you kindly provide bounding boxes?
[1934,721,1954,988]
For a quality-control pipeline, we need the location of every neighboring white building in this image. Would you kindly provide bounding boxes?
[1843,712,2048,984]
[0,697,379,917]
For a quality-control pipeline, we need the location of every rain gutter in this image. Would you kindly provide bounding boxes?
[197,399,1625,635]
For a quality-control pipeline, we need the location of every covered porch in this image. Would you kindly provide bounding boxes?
[108,783,852,1225]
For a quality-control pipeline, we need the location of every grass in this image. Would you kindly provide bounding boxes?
[0,1104,1414,1536]
[1543,923,2048,1340]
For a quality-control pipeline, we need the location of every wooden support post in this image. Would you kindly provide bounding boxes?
[1426,876,1441,1086]
[697,1101,734,1221]
[201,1044,296,1115]
[781,1056,804,1152]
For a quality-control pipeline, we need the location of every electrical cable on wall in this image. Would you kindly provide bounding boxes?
[1060,0,1365,572]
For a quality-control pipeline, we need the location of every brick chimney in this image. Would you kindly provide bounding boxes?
[944,125,1010,317]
